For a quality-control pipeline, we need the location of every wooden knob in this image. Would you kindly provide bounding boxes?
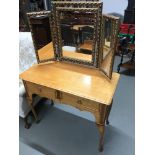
[77,100,82,105]
[39,87,42,92]
[55,90,62,99]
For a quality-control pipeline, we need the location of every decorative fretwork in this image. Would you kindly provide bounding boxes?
[52,2,102,67]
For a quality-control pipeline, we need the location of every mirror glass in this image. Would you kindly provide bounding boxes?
[58,10,96,62]
[28,13,55,62]
[104,18,112,48]
[100,15,119,79]
[103,17,113,58]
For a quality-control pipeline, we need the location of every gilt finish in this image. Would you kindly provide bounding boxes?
[27,11,57,63]
[52,1,102,67]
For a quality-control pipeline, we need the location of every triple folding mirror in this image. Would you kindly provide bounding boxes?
[27,1,120,79]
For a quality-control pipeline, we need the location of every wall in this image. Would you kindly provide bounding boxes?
[102,0,128,15]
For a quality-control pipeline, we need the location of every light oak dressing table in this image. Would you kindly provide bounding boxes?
[23,2,120,152]
[20,61,120,151]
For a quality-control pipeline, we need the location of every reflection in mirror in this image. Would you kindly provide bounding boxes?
[59,11,95,62]
[27,11,56,63]
[54,7,99,65]
[99,15,120,79]
[104,18,112,48]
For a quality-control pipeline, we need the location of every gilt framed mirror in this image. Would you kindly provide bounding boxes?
[27,11,57,63]
[52,2,102,67]
[99,14,120,79]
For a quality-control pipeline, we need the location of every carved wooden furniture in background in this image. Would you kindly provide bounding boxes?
[117,43,135,73]
[60,24,76,46]
[117,24,135,73]
[19,0,51,32]
[29,15,52,49]
[20,61,120,152]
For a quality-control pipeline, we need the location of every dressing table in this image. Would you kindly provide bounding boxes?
[20,1,120,152]
[20,61,120,152]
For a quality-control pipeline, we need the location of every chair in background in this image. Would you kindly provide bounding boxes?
[117,32,135,73]
[61,24,78,47]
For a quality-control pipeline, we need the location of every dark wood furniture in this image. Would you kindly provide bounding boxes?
[29,15,52,49]
[117,43,135,73]
[19,0,51,32]
[117,24,135,73]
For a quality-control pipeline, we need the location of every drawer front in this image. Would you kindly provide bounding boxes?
[25,81,55,100]
[60,92,99,112]
[25,81,99,112]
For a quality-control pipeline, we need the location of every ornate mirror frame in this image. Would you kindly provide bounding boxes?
[99,14,120,79]
[52,1,102,67]
[27,11,57,63]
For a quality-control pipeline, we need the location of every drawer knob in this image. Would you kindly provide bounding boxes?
[77,100,82,105]
[39,88,42,92]
[55,90,62,99]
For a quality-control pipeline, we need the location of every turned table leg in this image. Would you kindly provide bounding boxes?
[106,99,113,125]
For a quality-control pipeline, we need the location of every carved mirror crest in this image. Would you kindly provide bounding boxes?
[52,2,102,67]
[27,11,57,63]
[99,14,120,79]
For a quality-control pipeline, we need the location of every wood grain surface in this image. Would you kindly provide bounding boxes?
[20,61,120,105]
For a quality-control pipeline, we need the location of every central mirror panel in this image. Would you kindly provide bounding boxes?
[60,11,94,61]
[55,7,100,67]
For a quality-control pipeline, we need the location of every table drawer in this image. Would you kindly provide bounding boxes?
[60,92,99,112]
[25,81,55,100]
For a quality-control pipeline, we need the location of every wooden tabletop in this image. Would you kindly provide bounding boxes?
[20,61,120,105]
